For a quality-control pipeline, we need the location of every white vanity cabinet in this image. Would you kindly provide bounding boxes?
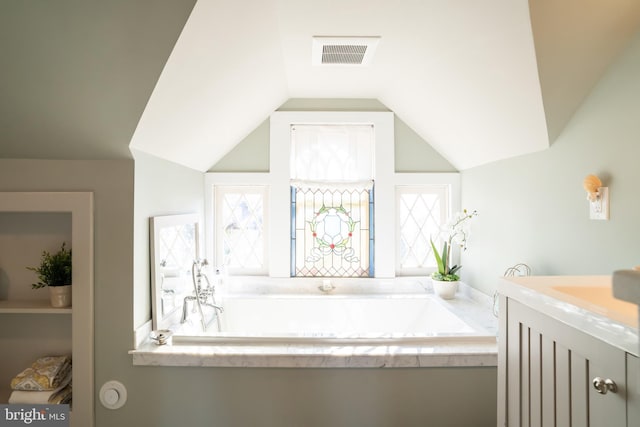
[497,276,639,427]
[0,192,94,427]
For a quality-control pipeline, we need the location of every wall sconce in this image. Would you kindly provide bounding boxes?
[583,174,609,220]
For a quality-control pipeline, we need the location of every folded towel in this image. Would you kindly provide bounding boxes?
[8,384,72,405]
[49,384,72,405]
[8,377,72,405]
[11,355,71,391]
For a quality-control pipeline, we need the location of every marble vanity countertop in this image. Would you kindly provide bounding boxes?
[498,275,639,356]
[130,281,498,369]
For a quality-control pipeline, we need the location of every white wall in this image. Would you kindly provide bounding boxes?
[132,150,205,328]
[461,30,640,296]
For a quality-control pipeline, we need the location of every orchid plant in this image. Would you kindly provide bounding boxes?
[430,209,477,282]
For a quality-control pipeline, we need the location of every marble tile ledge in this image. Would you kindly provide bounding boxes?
[129,337,497,368]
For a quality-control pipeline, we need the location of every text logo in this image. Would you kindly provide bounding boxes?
[0,405,69,426]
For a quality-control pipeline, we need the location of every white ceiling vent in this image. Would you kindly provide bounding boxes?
[312,36,380,66]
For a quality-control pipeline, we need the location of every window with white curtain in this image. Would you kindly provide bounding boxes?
[205,110,460,279]
[290,124,374,277]
[290,124,374,181]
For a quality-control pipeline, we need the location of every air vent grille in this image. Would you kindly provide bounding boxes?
[312,36,380,66]
[322,44,368,65]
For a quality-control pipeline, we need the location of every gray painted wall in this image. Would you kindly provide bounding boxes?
[0,0,195,160]
[0,159,135,426]
[460,30,640,296]
[107,366,497,427]
[210,99,457,173]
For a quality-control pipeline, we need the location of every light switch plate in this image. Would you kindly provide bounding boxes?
[589,187,609,220]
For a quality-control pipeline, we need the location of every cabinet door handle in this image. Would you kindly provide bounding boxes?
[592,377,618,394]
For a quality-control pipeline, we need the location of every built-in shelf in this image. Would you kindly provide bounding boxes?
[0,192,94,427]
[0,300,72,314]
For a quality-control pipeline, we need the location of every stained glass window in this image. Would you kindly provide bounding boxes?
[292,183,373,277]
[290,124,374,277]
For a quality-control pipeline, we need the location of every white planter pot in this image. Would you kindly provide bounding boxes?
[49,285,72,308]
[431,280,459,299]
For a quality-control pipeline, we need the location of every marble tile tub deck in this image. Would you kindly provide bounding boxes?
[130,279,498,368]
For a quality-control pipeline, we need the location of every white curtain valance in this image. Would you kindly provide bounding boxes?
[290,179,374,192]
[290,124,374,181]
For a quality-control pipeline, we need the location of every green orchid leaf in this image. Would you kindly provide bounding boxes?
[442,242,449,273]
[430,239,444,274]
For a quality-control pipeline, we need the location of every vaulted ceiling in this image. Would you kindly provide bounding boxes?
[2,1,639,172]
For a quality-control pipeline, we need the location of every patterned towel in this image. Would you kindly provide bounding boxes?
[50,383,72,404]
[10,356,72,391]
[8,383,72,405]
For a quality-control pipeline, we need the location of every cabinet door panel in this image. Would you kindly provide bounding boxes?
[589,356,627,426]
[506,305,521,427]
[541,334,556,427]
[628,354,640,426]
[555,343,571,427]
[530,329,541,427]
[522,326,530,427]
[505,299,627,427]
[570,353,589,427]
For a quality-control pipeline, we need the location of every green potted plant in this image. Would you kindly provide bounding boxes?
[430,209,477,299]
[26,242,72,307]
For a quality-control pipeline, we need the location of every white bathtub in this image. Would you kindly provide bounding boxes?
[177,291,490,341]
[220,295,475,336]
[137,279,498,368]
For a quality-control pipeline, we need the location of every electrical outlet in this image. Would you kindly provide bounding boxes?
[589,187,609,220]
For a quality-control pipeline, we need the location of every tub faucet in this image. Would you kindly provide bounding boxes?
[180,296,224,323]
[180,259,224,331]
[319,279,335,293]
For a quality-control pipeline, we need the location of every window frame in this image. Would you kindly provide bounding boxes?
[213,184,269,275]
[204,173,270,275]
[271,111,395,277]
[395,183,451,276]
[394,173,461,275]
[205,112,460,279]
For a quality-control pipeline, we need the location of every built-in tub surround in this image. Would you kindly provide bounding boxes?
[130,277,498,368]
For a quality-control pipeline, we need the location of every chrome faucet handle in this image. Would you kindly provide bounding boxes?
[318,280,336,293]
[150,329,173,345]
